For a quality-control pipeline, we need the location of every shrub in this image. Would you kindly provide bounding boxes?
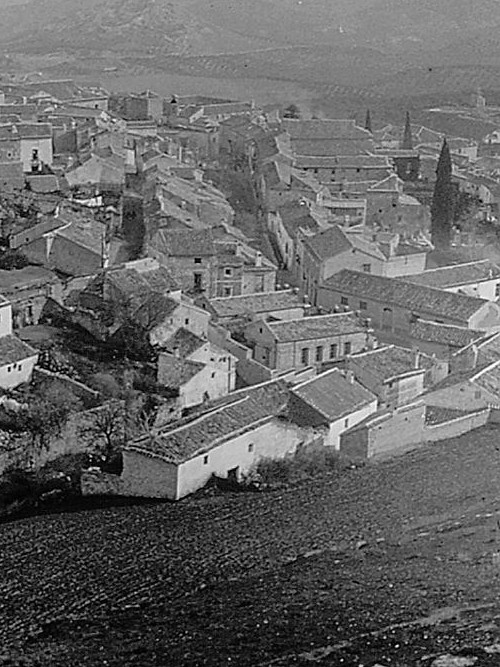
[252,447,341,489]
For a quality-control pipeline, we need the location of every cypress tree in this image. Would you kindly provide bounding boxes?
[402,111,413,149]
[431,139,455,249]
[364,109,372,133]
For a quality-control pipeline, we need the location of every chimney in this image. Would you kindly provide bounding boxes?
[346,370,355,384]
[471,343,479,369]
[413,348,420,370]
[255,251,262,268]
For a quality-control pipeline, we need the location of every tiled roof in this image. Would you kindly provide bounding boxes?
[0,335,38,366]
[369,173,403,192]
[209,289,305,319]
[151,228,215,257]
[125,380,289,464]
[290,168,325,193]
[473,362,500,399]
[268,312,366,343]
[469,332,500,366]
[282,119,372,141]
[350,345,432,383]
[303,225,352,261]
[291,368,376,423]
[425,405,486,426]
[410,319,483,348]
[159,357,206,390]
[54,218,107,255]
[162,328,206,358]
[406,260,500,289]
[0,266,59,291]
[14,123,52,139]
[0,125,21,140]
[294,155,391,169]
[138,265,179,293]
[322,270,489,322]
[393,243,429,257]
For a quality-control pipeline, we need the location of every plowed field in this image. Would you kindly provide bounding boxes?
[3,427,500,665]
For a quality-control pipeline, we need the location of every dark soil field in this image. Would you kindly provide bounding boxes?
[3,427,500,665]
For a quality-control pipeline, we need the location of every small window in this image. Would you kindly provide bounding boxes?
[194,257,202,264]
[203,455,209,465]
[224,268,232,276]
[301,348,310,365]
[362,263,371,273]
[340,296,348,306]
[224,287,232,297]
[184,318,189,326]
[359,300,367,310]
[315,346,323,362]
[329,344,337,359]
[211,372,216,378]
[344,418,349,428]
[475,390,481,399]
[7,366,10,373]
[248,443,254,453]
[344,341,351,356]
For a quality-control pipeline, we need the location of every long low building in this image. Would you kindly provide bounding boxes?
[318,269,500,333]
[244,311,373,372]
[404,259,500,301]
[120,380,313,500]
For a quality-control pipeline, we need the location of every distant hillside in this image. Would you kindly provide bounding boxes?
[3,0,500,110]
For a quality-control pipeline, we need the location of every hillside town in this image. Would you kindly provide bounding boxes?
[2,76,500,503]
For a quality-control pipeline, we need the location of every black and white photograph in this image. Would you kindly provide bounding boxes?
[2,1,500,665]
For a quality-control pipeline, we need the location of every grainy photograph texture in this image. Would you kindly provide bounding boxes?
[2,1,500,665]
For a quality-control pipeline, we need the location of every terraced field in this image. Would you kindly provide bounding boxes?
[2,426,500,665]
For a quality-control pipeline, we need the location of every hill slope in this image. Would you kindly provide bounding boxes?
[2,429,500,665]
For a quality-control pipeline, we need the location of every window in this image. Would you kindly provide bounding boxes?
[194,257,202,264]
[362,263,371,273]
[193,273,202,290]
[301,348,310,365]
[203,455,209,465]
[340,296,349,306]
[224,268,232,277]
[344,341,351,356]
[248,443,254,453]
[315,346,323,362]
[329,344,338,359]
[359,300,367,310]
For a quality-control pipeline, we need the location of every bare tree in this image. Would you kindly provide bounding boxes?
[79,401,125,459]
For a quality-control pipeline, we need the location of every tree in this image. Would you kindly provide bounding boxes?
[2,382,83,455]
[79,401,125,459]
[283,104,301,119]
[401,111,413,150]
[431,139,455,250]
[364,109,373,134]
